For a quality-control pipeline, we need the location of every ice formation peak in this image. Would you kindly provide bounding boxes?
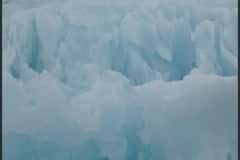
[4,0,237,86]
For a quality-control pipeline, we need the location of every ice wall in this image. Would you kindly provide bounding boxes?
[3,0,238,160]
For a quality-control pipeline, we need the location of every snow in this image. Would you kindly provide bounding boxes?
[3,0,237,160]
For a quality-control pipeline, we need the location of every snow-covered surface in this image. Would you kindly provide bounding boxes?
[3,0,238,160]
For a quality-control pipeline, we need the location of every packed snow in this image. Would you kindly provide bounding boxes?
[3,0,238,160]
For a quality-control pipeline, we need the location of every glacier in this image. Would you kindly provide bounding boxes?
[3,0,238,160]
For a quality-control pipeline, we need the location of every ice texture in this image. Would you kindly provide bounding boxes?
[3,0,238,160]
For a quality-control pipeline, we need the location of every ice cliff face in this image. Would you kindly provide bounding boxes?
[3,0,238,160]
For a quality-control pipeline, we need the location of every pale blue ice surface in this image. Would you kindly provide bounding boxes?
[3,0,238,159]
